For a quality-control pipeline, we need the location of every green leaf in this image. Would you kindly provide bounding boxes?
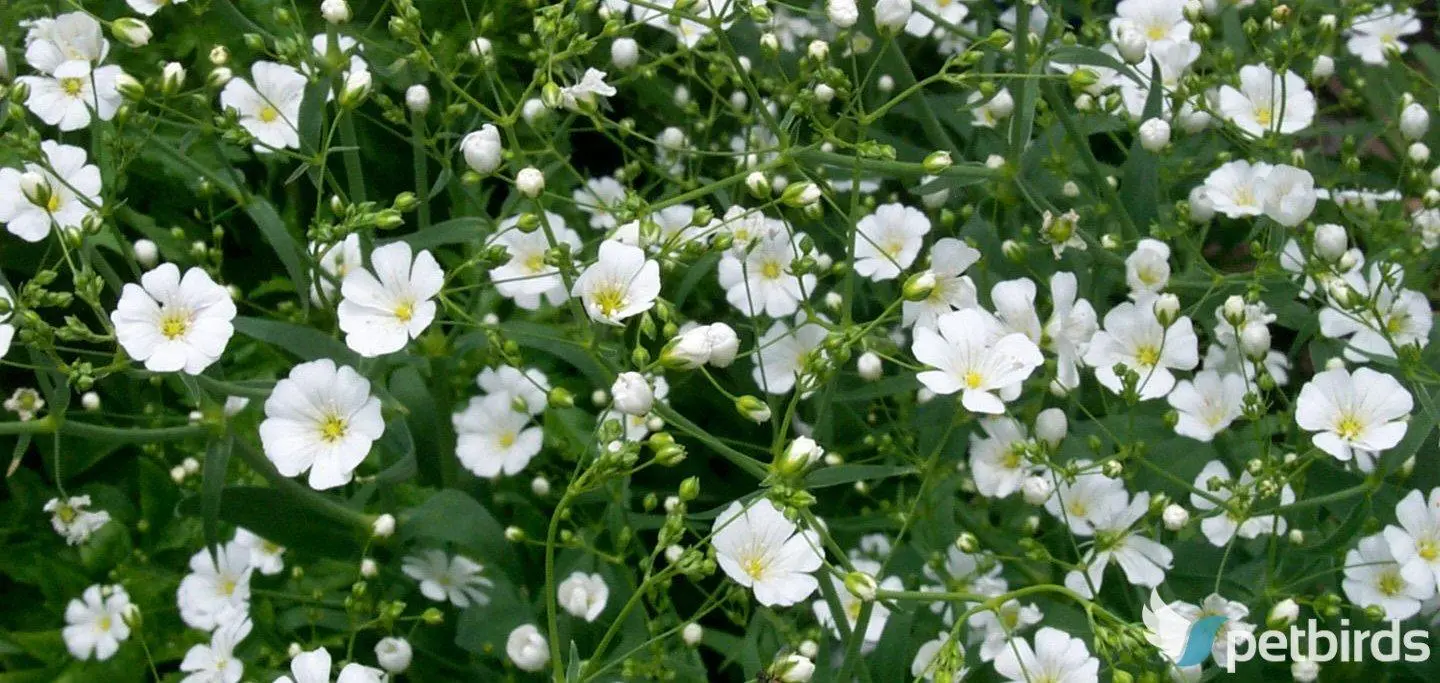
[297,80,329,156]
[1119,59,1164,232]
[399,489,516,578]
[243,199,312,312]
[374,417,418,486]
[233,316,358,365]
[389,217,486,251]
[201,434,233,554]
[1047,46,1141,85]
[804,464,916,489]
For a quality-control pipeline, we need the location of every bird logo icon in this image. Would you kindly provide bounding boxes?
[1142,589,1229,668]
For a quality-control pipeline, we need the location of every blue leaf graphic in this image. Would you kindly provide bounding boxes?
[1176,615,1229,667]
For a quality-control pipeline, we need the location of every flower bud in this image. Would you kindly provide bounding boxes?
[360,557,378,577]
[610,372,654,416]
[746,171,770,199]
[922,150,953,174]
[1222,295,1247,326]
[735,395,772,423]
[807,40,829,62]
[115,72,144,100]
[207,67,233,87]
[873,0,913,35]
[405,84,431,113]
[374,636,411,673]
[469,37,493,58]
[780,182,821,207]
[112,18,153,48]
[902,271,937,301]
[1268,598,1300,629]
[1021,475,1053,505]
[682,622,703,646]
[705,323,739,367]
[209,45,230,65]
[1409,142,1430,164]
[505,526,526,542]
[1115,26,1147,63]
[773,653,815,683]
[372,513,396,538]
[1152,293,1181,326]
[1034,408,1067,447]
[19,172,52,209]
[856,351,882,381]
[1138,118,1171,152]
[322,0,352,24]
[1239,322,1271,360]
[516,167,545,198]
[161,62,186,95]
[611,38,640,70]
[1162,504,1189,530]
[954,532,979,553]
[826,0,859,28]
[777,436,825,476]
[843,571,878,602]
[462,125,503,174]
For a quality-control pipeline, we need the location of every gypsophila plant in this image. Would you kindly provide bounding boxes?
[1,0,1439,681]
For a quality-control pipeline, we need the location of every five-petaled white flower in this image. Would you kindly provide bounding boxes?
[912,308,1044,414]
[1384,488,1440,595]
[1084,302,1198,400]
[1188,460,1293,548]
[487,211,583,310]
[1167,370,1247,442]
[718,228,815,318]
[573,176,627,230]
[1295,367,1412,467]
[853,203,931,281]
[993,627,1100,683]
[231,527,285,576]
[1217,64,1315,137]
[220,61,307,151]
[338,242,445,357]
[0,140,103,242]
[176,542,252,632]
[559,68,617,111]
[276,647,387,683]
[902,238,981,330]
[1062,491,1173,598]
[111,263,237,375]
[179,618,251,683]
[753,315,828,395]
[23,13,110,74]
[476,365,551,416]
[711,498,823,607]
[453,393,543,478]
[45,494,111,545]
[572,240,661,325]
[811,558,903,649]
[402,549,494,607]
[1044,272,1098,391]
[63,584,132,661]
[1343,533,1433,621]
[1346,5,1421,65]
[260,359,385,490]
[17,59,124,131]
[557,572,610,622]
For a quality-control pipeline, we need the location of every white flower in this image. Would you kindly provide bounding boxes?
[1169,594,1257,668]
[968,88,1014,128]
[23,13,109,74]
[1384,488,1440,594]
[453,394,543,478]
[17,59,124,131]
[560,68,616,111]
[1167,370,1247,442]
[1063,492,1173,597]
[179,618,250,683]
[774,653,815,682]
[1343,533,1434,620]
[46,495,111,545]
[1125,239,1172,298]
[1110,0,1191,52]
[461,125,503,174]
[853,203,931,281]
[231,528,285,576]
[572,240,661,325]
[1043,464,1129,536]
[911,631,968,681]
[1202,159,1270,218]
[906,0,969,38]
[1261,164,1317,227]
[320,0,351,24]
[487,211,583,310]
[573,176,627,230]
[477,365,551,415]
[994,627,1100,683]
[63,585,131,661]
[912,308,1045,414]
[718,228,814,317]
[506,624,550,672]
[874,0,914,34]
[276,647,386,683]
[1218,64,1315,137]
[338,242,444,357]
[1296,367,1412,466]
[664,323,739,369]
[903,238,980,329]
[374,637,413,674]
[219,61,307,151]
[1190,460,1292,548]
[111,264,237,374]
[610,372,654,415]
[1084,302,1198,400]
[969,417,1033,499]
[4,387,43,421]
[1044,272,1099,390]
[826,0,859,28]
[712,498,823,607]
[1400,102,1430,140]
[516,167,545,198]
[260,359,385,490]
[311,234,363,304]
[1138,117,1171,151]
[402,549,493,607]
[1346,6,1420,65]
[812,558,903,649]
[1319,264,1432,361]
[177,542,252,631]
[991,278,1042,344]
[753,315,827,395]
[0,140,102,241]
[971,600,1044,662]
[557,572,610,622]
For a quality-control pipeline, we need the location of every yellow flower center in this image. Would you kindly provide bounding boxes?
[741,553,768,581]
[845,600,862,621]
[1386,313,1408,335]
[57,505,77,524]
[61,77,85,96]
[46,193,61,213]
[1147,24,1168,40]
[1253,106,1273,128]
[1135,344,1160,368]
[1419,539,1438,562]
[1068,501,1088,518]
[220,578,237,596]
[98,615,112,632]
[1001,446,1024,469]
[760,259,783,280]
[1335,414,1363,440]
[1377,569,1405,597]
[160,310,191,340]
[964,370,984,389]
[262,540,282,554]
[393,300,414,323]
[498,430,517,448]
[258,106,280,123]
[883,240,905,258]
[591,285,627,317]
[524,253,546,272]
[320,414,348,442]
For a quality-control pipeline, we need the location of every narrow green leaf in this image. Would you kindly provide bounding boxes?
[180,486,365,558]
[233,316,358,365]
[243,199,312,312]
[201,434,234,554]
[804,464,916,489]
[389,217,486,251]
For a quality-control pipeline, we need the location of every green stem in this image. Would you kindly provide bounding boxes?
[1039,81,1139,239]
[410,110,431,230]
[651,404,768,479]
